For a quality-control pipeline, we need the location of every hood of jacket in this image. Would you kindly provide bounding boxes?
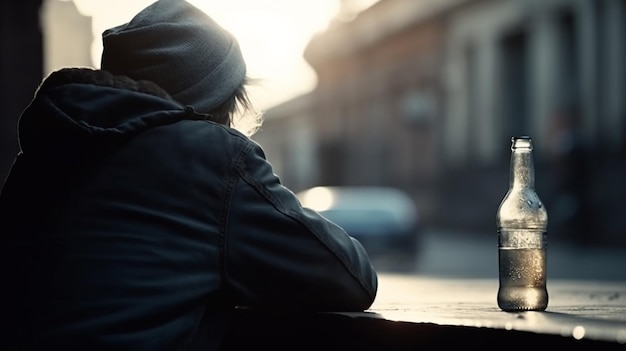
[17,67,211,154]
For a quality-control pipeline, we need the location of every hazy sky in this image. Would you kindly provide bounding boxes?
[70,0,378,110]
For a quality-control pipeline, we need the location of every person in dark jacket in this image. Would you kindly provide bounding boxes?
[0,0,378,350]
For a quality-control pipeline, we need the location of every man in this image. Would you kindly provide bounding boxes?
[0,0,378,349]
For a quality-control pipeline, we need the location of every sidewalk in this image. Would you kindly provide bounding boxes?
[373,228,626,282]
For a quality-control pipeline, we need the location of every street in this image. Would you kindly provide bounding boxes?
[370,228,626,282]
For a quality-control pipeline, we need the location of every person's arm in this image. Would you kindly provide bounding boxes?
[224,141,377,312]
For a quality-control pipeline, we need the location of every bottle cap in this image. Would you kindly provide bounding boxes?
[511,136,532,151]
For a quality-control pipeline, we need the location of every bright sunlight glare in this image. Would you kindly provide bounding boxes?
[68,0,377,110]
[299,187,336,212]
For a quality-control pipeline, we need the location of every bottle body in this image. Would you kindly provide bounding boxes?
[496,136,548,312]
[497,229,547,311]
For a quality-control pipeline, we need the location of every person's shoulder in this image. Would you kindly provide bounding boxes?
[179,119,259,151]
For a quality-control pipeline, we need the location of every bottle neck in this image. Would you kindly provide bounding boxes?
[509,137,535,188]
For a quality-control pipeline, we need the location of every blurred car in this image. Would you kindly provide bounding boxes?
[296,186,420,258]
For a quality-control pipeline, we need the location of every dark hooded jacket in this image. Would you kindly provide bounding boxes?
[0,68,378,350]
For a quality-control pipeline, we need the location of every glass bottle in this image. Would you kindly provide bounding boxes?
[496,136,548,312]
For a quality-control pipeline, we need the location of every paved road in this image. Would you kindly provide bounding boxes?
[370,228,626,282]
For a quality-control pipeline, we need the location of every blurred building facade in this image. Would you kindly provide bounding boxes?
[253,0,626,245]
[0,0,92,188]
[41,0,93,75]
[0,0,44,185]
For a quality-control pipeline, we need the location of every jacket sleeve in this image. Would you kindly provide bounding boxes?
[223,140,378,312]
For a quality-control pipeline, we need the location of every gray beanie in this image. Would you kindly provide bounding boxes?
[101,0,246,113]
